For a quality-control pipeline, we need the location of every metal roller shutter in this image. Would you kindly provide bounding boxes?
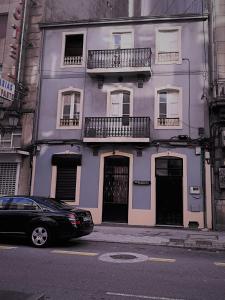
[0,162,18,196]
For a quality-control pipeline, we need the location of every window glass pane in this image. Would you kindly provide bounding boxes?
[9,198,38,210]
[159,92,167,103]
[0,197,9,210]
[62,93,72,118]
[113,34,121,49]
[0,15,8,39]
[159,103,167,117]
[123,91,130,103]
[123,103,130,115]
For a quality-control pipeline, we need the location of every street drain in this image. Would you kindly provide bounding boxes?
[98,252,148,263]
[110,254,136,260]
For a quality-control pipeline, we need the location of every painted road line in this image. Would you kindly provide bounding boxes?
[106,292,185,300]
[148,257,176,263]
[214,262,225,267]
[51,250,98,256]
[0,245,17,250]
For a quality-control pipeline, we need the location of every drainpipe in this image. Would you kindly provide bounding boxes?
[182,58,191,138]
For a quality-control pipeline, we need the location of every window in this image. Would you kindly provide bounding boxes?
[51,154,82,203]
[110,90,130,117]
[112,32,133,49]
[0,197,10,210]
[0,14,7,40]
[156,27,181,64]
[155,88,182,129]
[62,33,85,66]
[0,163,18,196]
[57,88,83,129]
[9,198,39,210]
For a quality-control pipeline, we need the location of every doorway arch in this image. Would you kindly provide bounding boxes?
[98,151,133,223]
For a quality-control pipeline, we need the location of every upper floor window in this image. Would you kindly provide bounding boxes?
[0,14,7,40]
[112,32,133,49]
[62,32,85,66]
[109,90,131,117]
[57,88,83,129]
[156,27,181,64]
[155,87,182,129]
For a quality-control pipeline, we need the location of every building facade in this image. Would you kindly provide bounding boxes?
[208,0,225,230]
[31,0,212,228]
[0,0,31,197]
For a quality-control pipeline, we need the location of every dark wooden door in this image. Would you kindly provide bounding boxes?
[156,157,183,226]
[102,156,129,223]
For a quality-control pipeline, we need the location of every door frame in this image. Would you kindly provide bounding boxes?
[151,151,188,227]
[98,151,133,224]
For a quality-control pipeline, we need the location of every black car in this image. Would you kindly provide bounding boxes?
[0,196,94,247]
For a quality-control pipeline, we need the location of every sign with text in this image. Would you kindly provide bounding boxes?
[0,77,15,101]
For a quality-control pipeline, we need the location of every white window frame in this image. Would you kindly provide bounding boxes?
[110,28,134,49]
[107,87,133,117]
[155,26,182,65]
[56,87,83,129]
[61,31,86,68]
[154,85,182,129]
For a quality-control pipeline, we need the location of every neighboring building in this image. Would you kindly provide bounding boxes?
[31,0,212,228]
[208,0,225,230]
[0,0,31,196]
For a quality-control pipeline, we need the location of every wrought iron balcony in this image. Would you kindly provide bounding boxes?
[87,48,151,74]
[157,117,180,126]
[83,117,150,142]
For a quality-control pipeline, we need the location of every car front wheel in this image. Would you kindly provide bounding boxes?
[30,225,51,247]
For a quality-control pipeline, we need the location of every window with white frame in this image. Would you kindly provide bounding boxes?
[112,32,133,49]
[155,88,182,128]
[62,33,84,66]
[156,27,181,64]
[57,89,82,129]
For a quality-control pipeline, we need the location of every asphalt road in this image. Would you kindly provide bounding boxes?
[0,237,225,300]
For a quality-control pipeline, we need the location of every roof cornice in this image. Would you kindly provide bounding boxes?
[39,14,208,29]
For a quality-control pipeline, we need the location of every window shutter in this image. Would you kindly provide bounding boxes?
[167,90,179,118]
[55,166,76,201]
[158,30,178,52]
[110,92,123,117]
[0,163,17,196]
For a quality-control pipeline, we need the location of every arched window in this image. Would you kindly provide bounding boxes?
[57,88,83,129]
[155,87,182,129]
[109,90,131,118]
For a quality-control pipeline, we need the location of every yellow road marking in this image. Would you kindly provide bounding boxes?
[214,262,225,267]
[0,245,17,250]
[148,257,176,263]
[51,250,98,256]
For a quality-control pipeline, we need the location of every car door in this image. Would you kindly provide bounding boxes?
[6,197,40,234]
[0,197,12,232]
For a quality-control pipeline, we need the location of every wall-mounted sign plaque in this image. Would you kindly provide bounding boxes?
[133,180,151,185]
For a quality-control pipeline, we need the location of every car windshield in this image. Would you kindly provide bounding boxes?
[33,197,72,210]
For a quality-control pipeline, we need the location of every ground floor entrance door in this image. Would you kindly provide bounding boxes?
[102,156,129,223]
[156,157,183,226]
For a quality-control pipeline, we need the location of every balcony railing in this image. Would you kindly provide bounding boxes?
[157,118,180,126]
[60,116,80,127]
[64,56,83,65]
[84,117,150,139]
[87,48,151,70]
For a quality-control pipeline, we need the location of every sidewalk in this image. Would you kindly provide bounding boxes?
[80,224,225,251]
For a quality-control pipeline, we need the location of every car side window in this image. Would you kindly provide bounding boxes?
[0,197,10,210]
[9,198,40,211]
